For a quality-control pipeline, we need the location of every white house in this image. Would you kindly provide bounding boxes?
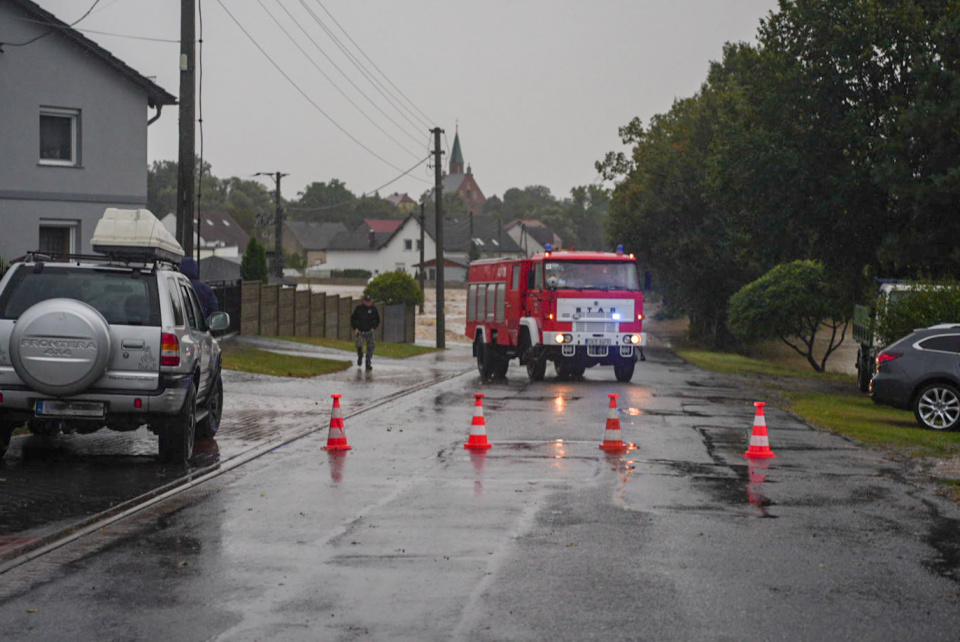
[160,212,249,259]
[323,215,436,278]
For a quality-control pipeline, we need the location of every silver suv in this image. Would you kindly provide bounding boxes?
[0,246,228,464]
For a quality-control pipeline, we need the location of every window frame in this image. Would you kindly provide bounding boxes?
[38,219,78,255]
[39,107,80,167]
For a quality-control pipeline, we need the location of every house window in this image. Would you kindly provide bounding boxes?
[404,239,413,251]
[395,263,406,272]
[39,108,80,166]
[416,240,422,251]
[38,219,78,256]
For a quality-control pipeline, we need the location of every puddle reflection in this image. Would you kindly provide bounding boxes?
[328,450,348,485]
[470,451,487,497]
[746,459,776,518]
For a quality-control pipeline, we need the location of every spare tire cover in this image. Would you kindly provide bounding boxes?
[10,298,112,397]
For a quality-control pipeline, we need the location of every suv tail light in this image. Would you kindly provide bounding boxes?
[161,333,180,367]
[875,351,901,372]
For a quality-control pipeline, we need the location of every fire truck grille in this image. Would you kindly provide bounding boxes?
[574,322,618,333]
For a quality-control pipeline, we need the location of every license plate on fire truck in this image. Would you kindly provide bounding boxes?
[585,338,612,345]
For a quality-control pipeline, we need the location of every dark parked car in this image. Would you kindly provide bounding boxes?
[870,324,960,431]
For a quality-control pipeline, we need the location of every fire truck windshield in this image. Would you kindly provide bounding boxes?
[543,261,640,291]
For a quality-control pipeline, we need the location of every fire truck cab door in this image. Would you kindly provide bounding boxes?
[505,264,523,341]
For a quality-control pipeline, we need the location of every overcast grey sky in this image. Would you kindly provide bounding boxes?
[37,0,777,202]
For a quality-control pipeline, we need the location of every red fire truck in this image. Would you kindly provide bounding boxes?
[465,245,646,382]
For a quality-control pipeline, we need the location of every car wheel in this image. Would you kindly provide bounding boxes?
[614,359,635,383]
[913,383,960,431]
[196,374,223,440]
[526,349,546,382]
[159,385,197,464]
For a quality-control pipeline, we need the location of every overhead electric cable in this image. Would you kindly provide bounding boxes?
[7,15,178,43]
[276,0,425,147]
[296,0,427,134]
[1,0,101,48]
[286,156,430,213]
[314,0,434,128]
[260,0,423,157]
[217,0,428,180]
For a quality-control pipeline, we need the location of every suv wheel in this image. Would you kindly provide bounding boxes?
[159,386,197,464]
[196,374,223,440]
[914,383,960,431]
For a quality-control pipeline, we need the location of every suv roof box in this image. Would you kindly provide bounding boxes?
[92,208,185,262]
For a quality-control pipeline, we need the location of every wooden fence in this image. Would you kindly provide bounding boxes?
[239,282,412,342]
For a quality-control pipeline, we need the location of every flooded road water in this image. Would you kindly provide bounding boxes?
[1,343,959,641]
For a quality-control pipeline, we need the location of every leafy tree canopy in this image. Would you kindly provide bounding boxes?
[364,271,424,307]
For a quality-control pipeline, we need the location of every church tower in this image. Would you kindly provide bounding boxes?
[449,129,465,175]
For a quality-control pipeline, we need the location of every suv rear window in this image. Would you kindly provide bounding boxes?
[0,266,160,326]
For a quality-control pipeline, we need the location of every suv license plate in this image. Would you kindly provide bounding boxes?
[586,338,612,346]
[35,400,106,419]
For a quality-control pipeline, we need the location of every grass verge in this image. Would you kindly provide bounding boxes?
[677,349,853,382]
[677,348,960,461]
[221,344,350,378]
[277,336,439,359]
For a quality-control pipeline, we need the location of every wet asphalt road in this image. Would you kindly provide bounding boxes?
[1,344,959,640]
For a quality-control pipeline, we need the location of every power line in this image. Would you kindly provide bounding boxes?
[286,156,430,213]
[259,0,423,158]
[276,0,425,147]
[1,0,102,48]
[296,0,428,135]
[5,15,179,43]
[314,0,434,129]
[216,0,427,179]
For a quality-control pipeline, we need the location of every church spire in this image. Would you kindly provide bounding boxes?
[450,127,464,175]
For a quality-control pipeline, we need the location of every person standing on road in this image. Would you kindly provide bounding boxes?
[351,295,380,371]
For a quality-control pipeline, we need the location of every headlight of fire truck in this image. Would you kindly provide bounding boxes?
[555,333,573,344]
[623,334,641,345]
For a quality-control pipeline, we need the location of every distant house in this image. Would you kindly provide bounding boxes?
[355,218,405,235]
[323,212,522,281]
[160,212,250,259]
[385,192,417,214]
[505,219,563,256]
[284,221,348,266]
[0,0,176,260]
[198,255,242,283]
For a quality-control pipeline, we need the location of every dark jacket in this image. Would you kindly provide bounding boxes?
[351,303,380,332]
[180,257,220,317]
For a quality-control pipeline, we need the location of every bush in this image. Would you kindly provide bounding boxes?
[876,281,960,345]
[330,269,372,279]
[240,238,268,282]
[728,260,849,372]
[365,271,424,307]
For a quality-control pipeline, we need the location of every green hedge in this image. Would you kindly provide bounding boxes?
[877,281,960,345]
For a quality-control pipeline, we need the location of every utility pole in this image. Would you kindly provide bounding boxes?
[255,171,289,279]
[175,0,196,256]
[431,127,445,349]
[418,200,425,314]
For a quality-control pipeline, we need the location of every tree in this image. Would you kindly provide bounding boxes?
[289,179,356,224]
[727,261,849,373]
[240,238,268,283]
[284,250,307,272]
[364,271,424,307]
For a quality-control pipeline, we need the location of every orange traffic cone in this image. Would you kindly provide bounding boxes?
[743,401,776,459]
[323,394,352,451]
[464,393,492,450]
[599,393,627,452]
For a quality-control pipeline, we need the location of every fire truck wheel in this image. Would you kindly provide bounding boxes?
[857,348,872,393]
[493,355,509,378]
[614,359,636,382]
[570,365,586,379]
[476,342,495,381]
[526,350,546,382]
[555,361,573,379]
